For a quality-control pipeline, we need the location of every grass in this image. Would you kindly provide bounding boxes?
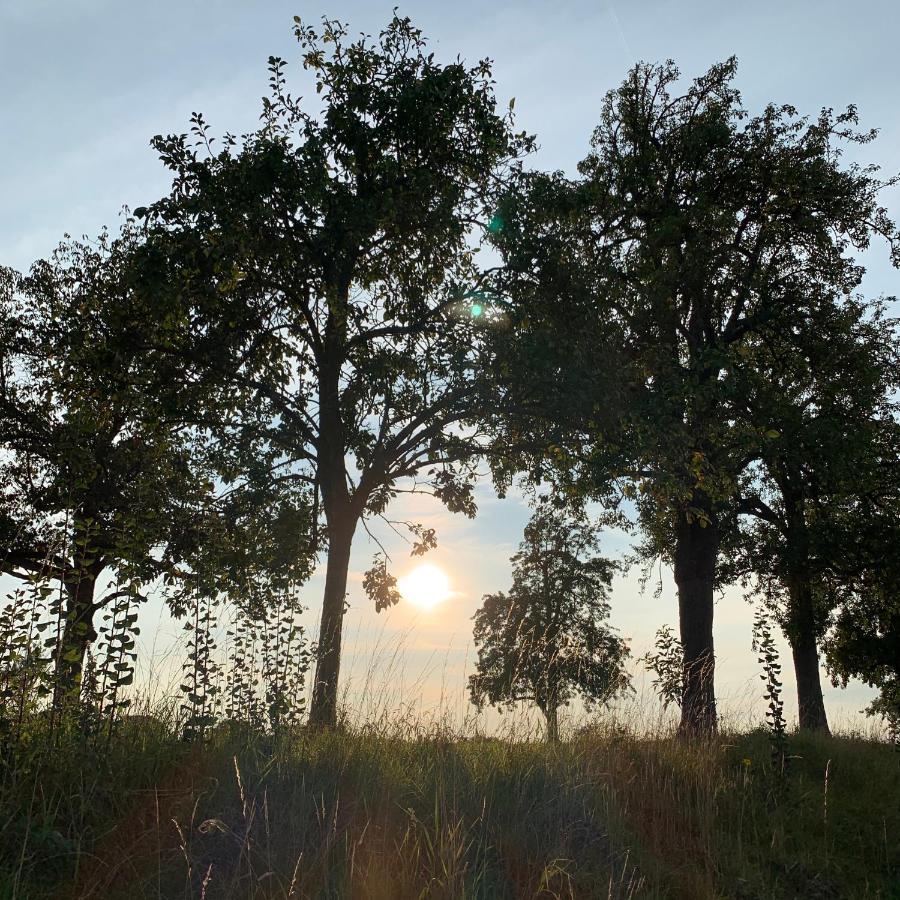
[0,714,897,899]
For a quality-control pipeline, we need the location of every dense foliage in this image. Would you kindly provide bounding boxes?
[487,59,899,733]
[132,15,531,726]
[0,231,216,707]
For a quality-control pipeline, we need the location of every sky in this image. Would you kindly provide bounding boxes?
[2,0,898,733]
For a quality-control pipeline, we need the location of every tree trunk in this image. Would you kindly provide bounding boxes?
[309,304,357,730]
[543,704,560,743]
[308,515,356,728]
[673,497,719,736]
[54,572,98,708]
[787,579,830,733]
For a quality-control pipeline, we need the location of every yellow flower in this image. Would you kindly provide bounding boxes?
[742,758,752,768]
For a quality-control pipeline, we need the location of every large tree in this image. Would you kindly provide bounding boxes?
[468,502,630,742]
[489,59,898,733]
[136,16,531,727]
[1,230,314,710]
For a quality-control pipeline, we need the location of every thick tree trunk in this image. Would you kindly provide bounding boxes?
[787,579,830,733]
[54,572,98,708]
[308,516,356,728]
[673,498,719,736]
[777,473,830,734]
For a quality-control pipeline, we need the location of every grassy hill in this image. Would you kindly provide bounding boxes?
[1,718,897,899]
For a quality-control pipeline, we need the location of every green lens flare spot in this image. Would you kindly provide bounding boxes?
[487,214,504,234]
[470,303,484,318]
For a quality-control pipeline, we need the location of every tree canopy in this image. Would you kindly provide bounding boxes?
[134,15,533,726]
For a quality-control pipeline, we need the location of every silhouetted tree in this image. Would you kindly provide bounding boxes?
[826,549,900,741]
[822,420,900,739]
[489,59,898,733]
[468,503,630,741]
[727,295,899,731]
[137,15,531,727]
[0,230,314,709]
[0,231,216,704]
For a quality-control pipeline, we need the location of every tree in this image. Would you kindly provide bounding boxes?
[822,419,900,740]
[136,15,531,727]
[826,553,900,741]
[468,503,630,741]
[489,59,898,733]
[0,229,313,707]
[0,233,219,704]
[726,295,900,731]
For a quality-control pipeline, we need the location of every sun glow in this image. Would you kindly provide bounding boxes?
[398,564,452,611]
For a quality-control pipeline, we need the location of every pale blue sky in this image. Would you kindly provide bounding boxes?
[2,0,898,731]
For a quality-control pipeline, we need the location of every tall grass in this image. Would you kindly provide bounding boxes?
[2,583,896,897]
[1,703,897,899]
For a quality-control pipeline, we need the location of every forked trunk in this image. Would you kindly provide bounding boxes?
[787,579,830,733]
[674,498,719,736]
[308,516,356,728]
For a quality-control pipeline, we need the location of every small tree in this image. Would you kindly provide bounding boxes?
[640,625,684,711]
[468,503,630,741]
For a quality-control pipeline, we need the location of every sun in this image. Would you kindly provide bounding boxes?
[398,564,451,610]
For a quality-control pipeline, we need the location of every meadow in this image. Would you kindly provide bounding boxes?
[1,708,897,899]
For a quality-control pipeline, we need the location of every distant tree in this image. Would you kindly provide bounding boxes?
[489,59,898,733]
[468,503,630,741]
[137,15,531,727]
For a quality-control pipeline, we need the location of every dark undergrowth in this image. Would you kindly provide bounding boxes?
[0,718,897,899]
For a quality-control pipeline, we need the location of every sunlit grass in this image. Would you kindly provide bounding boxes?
[1,701,897,899]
